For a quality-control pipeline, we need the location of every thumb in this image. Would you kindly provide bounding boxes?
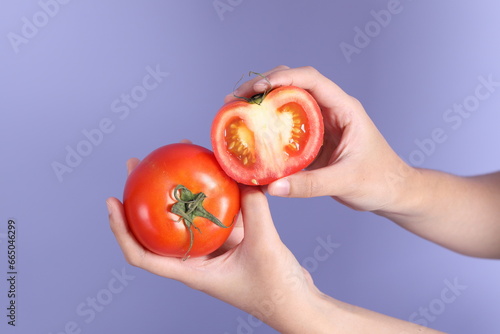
[268,168,339,198]
[239,186,280,246]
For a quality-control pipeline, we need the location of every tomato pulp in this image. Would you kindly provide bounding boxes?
[123,143,240,259]
[211,86,324,185]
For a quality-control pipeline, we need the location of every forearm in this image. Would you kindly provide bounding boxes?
[268,289,442,334]
[375,168,500,258]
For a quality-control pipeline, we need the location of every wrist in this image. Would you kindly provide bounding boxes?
[270,288,340,334]
[373,163,426,221]
[249,273,338,334]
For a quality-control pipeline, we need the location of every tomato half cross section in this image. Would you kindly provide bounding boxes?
[211,86,324,185]
[123,143,240,259]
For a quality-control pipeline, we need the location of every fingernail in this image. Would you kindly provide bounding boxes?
[106,199,113,215]
[269,178,290,197]
[232,88,242,97]
[254,79,270,92]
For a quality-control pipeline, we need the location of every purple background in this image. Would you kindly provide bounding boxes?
[1,0,500,333]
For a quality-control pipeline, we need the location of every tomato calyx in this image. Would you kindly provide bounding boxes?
[170,185,231,260]
[232,71,272,105]
[233,92,268,105]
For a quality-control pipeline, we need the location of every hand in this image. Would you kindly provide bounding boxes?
[226,65,416,212]
[107,158,443,333]
[107,158,326,333]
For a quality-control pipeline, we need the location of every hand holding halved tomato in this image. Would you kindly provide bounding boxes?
[122,143,240,259]
[211,83,324,186]
[224,66,414,213]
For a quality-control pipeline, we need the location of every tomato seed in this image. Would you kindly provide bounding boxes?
[225,119,256,167]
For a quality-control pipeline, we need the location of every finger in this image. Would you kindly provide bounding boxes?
[107,197,148,265]
[126,158,140,175]
[216,211,244,253]
[239,186,280,246]
[305,127,342,171]
[106,197,196,282]
[251,66,354,112]
[267,166,348,198]
[223,65,290,103]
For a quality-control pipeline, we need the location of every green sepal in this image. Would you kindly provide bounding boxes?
[170,185,230,260]
[232,71,272,105]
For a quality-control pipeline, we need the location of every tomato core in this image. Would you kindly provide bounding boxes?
[224,101,310,170]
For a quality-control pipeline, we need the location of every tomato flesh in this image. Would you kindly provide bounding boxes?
[225,118,256,167]
[212,86,323,185]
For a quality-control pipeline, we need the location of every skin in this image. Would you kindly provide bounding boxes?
[107,65,500,332]
[108,161,337,333]
[242,66,500,259]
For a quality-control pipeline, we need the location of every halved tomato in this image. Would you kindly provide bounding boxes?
[211,86,324,185]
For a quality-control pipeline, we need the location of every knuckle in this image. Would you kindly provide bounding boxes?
[300,173,321,198]
[124,250,145,268]
[124,254,139,267]
[302,65,319,76]
[349,96,363,109]
[275,64,290,71]
[302,65,316,72]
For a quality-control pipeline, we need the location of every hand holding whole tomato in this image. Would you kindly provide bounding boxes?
[108,167,337,333]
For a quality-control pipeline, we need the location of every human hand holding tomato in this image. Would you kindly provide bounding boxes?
[107,160,333,333]
[105,72,442,333]
[225,65,417,213]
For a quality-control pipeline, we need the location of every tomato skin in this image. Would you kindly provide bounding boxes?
[123,143,240,258]
[211,86,324,185]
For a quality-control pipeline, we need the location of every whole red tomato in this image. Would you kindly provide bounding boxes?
[123,143,240,259]
[211,85,324,185]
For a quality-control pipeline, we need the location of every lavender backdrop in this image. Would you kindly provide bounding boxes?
[1,1,500,333]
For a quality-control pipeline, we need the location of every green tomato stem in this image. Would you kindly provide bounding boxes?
[232,71,272,105]
[171,185,231,260]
